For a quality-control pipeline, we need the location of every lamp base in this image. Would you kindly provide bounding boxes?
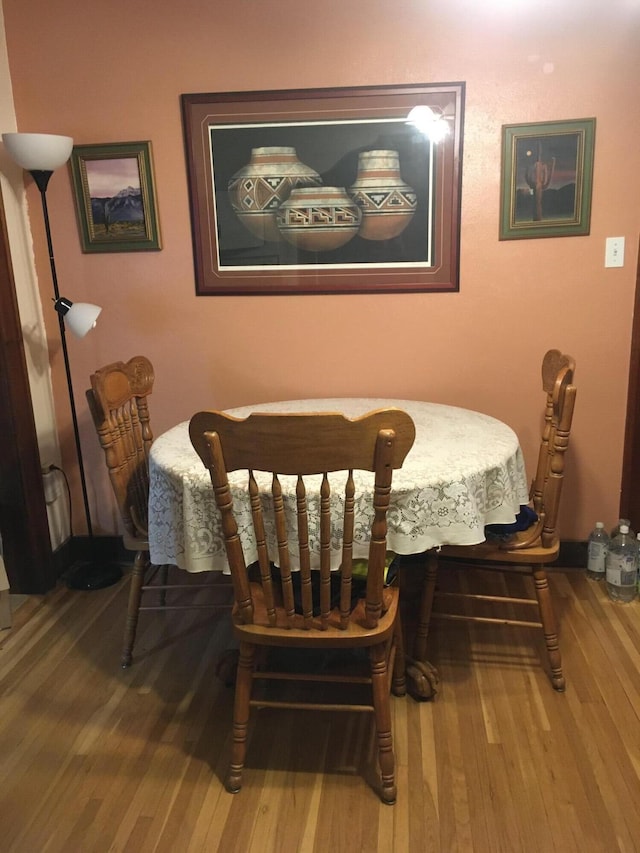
[64,559,123,591]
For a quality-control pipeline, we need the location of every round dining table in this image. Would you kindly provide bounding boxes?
[147,398,530,574]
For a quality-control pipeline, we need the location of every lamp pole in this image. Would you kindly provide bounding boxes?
[31,168,94,540]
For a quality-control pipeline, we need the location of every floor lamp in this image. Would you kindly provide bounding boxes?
[2,132,122,590]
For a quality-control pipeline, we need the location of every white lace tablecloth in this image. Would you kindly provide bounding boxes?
[148,398,530,573]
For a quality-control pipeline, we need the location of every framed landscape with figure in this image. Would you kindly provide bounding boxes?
[499,118,596,240]
[181,83,465,295]
[69,141,161,253]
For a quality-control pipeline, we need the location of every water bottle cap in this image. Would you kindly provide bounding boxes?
[595,522,604,528]
[620,524,630,534]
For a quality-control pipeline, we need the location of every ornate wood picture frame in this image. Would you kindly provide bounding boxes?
[181,83,465,295]
[69,141,161,253]
[499,118,596,240]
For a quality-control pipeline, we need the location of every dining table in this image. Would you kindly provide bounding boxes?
[148,398,530,575]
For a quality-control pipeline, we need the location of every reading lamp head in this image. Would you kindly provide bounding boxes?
[54,297,102,339]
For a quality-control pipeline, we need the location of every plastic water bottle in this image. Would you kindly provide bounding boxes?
[610,518,635,541]
[606,524,638,602]
[587,522,609,580]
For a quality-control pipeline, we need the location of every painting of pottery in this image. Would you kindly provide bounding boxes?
[182,83,465,293]
[210,117,434,268]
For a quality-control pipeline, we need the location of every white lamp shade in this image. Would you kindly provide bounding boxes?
[2,132,73,171]
[64,302,102,339]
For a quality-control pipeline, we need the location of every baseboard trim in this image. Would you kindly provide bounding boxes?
[557,540,587,570]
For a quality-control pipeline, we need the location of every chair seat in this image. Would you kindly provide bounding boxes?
[233,584,399,648]
[122,530,148,552]
[440,531,560,564]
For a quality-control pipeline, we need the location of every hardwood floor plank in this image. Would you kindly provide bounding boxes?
[412,706,439,852]
[432,646,475,852]
[187,779,234,853]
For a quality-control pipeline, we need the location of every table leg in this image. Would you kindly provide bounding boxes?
[400,551,440,701]
[413,550,438,661]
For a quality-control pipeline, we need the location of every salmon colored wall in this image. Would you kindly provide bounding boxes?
[2,0,639,541]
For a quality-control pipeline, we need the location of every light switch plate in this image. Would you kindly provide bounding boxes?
[605,236,625,268]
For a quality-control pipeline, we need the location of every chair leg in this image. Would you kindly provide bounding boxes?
[391,613,406,697]
[226,641,256,794]
[413,550,438,662]
[532,565,565,692]
[369,642,396,805]
[159,564,169,607]
[121,550,149,669]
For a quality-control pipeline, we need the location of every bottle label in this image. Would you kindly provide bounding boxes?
[606,554,637,587]
[587,541,607,573]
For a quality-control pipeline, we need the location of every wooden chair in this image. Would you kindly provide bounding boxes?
[189,407,415,804]
[414,349,577,692]
[87,356,230,669]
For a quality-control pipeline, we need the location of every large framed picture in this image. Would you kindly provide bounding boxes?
[69,141,161,253]
[499,118,596,240]
[181,83,465,295]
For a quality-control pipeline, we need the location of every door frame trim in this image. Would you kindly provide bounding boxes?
[0,188,55,593]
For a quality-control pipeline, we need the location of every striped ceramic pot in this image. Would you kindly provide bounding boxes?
[276,186,362,251]
[348,149,417,240]
[228,147,322,242]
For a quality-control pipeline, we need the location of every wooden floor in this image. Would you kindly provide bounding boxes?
[1,565,640,852]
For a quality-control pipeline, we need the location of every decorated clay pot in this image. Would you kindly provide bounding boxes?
[348,149,417,240]
[228,146,322,242]
[276,186,362,251]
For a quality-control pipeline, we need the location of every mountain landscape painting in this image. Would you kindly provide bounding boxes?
[84,156,146,240]
[70,142,161,252]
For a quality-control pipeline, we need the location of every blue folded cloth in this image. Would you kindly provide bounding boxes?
[485,504,538,539]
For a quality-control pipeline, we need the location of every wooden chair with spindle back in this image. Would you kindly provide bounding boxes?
[189,407,415,804]
[413,349,577,692]
[87,356,230,668]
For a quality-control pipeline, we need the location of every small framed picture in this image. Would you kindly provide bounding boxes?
[499,118,596,240]
[69,141,161,253]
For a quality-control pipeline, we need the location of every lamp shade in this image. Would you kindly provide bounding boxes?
[2,132,73,171]
[54,298,102,339]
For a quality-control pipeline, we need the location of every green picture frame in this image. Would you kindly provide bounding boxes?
[69,141,161,253]
[499,118,595,240]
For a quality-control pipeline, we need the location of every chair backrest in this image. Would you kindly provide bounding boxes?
[531,349,577,547]
[86,356,154,540]
[189,408,415,631]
